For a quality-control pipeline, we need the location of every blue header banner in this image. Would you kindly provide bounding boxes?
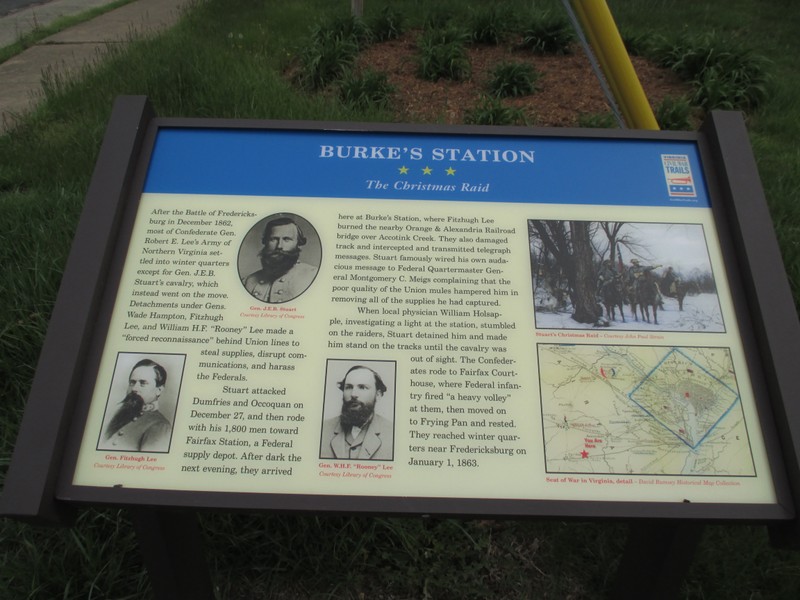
[143,128,709,208]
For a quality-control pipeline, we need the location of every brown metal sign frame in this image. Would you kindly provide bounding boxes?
[1,97,798,535]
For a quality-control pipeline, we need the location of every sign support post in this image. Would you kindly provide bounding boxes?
[612,521,705,599]
[128,508,214,600]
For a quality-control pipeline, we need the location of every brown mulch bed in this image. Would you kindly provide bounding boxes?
[353,32,690,127]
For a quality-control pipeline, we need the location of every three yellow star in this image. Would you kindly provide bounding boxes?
[398,165,458,176]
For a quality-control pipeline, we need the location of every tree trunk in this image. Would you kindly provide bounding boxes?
[570,221,599,323]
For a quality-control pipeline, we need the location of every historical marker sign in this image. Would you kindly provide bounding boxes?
[3,98,797,524]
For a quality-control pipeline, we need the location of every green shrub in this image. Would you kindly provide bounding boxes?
[691,62,769,111]
[319,14,373,49]
[423,5,456,30]
[294,15,376,91]
[417,27,471,82]
[651,33,770,112]
[421,24,470,47]
[520,11,575,55]
[576,112,617,128]
[488,61,540,98]
[467,4,514,45]
[339,69,394,110]
[465,96,527,126]
[655,95,692,130]
[621,30,654,57]
[296,27,359,90]
[369,6,404,42]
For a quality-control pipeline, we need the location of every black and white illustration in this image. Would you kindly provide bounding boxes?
[529,220,724,332]
[97,352,185,453]
[319,360,396,461]
[238,212,321,303]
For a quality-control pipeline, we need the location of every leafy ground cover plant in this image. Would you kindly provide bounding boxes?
[576,112,617,128]
[323,13,373,50]
[296,25,360,90]
[488,61,540,98]
[422,3,457,30]
[650,32,769,112]
[416,25,471,81]
[519,10,575,54]
[467,3,516,45]
[369,6,404,42]
[655,95,693,130]
[339,68,395,110]
[620,30,653,57]
[465,95,528,125]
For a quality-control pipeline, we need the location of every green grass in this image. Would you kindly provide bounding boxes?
[2,1,800,598]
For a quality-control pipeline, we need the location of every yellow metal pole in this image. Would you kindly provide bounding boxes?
[570,0,659,130]
[568,0,628,125]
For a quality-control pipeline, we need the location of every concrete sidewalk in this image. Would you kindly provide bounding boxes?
[0,0,192,133]
[0,0,121,47]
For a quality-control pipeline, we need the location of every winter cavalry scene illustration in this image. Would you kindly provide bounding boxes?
[529,221,724,332]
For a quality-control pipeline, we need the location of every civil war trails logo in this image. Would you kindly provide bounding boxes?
[661,154,697,199]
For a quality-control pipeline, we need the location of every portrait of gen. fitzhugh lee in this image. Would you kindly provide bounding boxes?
[97,353,184,453]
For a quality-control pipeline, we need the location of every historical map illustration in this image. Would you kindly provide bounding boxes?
[539,344,756,476]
